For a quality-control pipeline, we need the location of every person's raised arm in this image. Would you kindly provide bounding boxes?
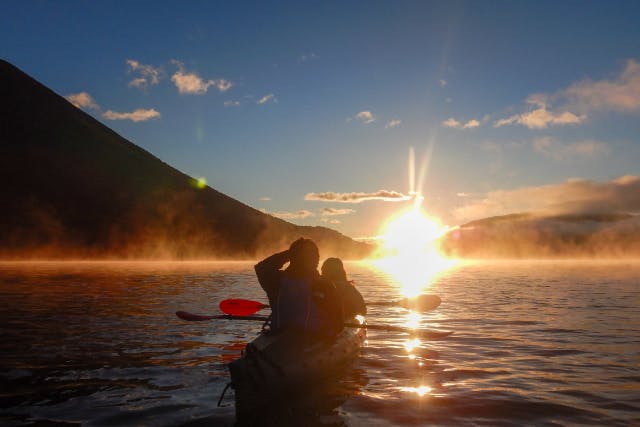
[254,249,290,303]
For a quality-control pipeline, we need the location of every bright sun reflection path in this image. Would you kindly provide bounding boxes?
[399,385,432,397]
[369,202,458,298]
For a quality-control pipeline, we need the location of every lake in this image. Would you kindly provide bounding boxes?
[1,260,639,426]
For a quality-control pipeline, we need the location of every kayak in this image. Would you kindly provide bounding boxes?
[228,316,366,419]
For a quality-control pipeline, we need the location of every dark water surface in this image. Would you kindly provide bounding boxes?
[1,260,639,426]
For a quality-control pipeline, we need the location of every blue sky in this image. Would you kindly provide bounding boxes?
[3,1,640,238]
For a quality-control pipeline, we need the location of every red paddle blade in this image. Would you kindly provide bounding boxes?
[219,299,268,316]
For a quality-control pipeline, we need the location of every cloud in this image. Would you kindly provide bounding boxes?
[494,107,586,129]
[533,137,609,160]
[305,190,412,203]
[265,209,314,220]
[562,59,640,114]
[321,207,356,216]
[439,79,448,87]
[442,117,481,129]
[257,94,276,105]
[299,52,319,62]
[259,197,271,201]
[102,108,161,122]
[171,60,233,94]
[492,59,640,130]
[454,175,640,221]
[321,218,341,224]
[65,92,99,110]
[349,110,375,124]
[127,59,162,89]
[385,119,402,129]
[224,100,240,107]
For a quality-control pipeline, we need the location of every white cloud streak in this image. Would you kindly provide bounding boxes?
[268,209,314,220]
[127,59,162,89]
[494,107,585,129]
[257,94,276,105]
[171,60,233,94]
[65,92,100,110]
[299,53,319,62]
[305,190,412,203]
[385,119,402,129]
[321,207,356,216]
[102,108,161,122]
[563,59,640,114]
[442,117,481,129]
[349,110,375,124]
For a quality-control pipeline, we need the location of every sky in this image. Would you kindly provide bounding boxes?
[2,1,640,239]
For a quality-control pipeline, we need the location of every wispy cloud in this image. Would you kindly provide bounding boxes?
[493,59,640,129]
[442,117,481,129]
[562,59,640,114]
[263,209,314,219]
[348,110,375,124]
[321,218,341,224]
[385,119,402,129]
[171,60,233,94]
[494,107,585,129]
[65,92,99,110]
[305,190,412,203]
[454,175,640,221]
[259,197,271,201]
[299,52,319,62]
[439,79,447,87]
[224,100,240,107]
[102,108,161,122]
[321,207,356,216]
[257,93,277,105]
[533,137,609,160]
[127,59,162,89]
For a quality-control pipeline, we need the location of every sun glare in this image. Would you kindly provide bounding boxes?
[370,203,457,298]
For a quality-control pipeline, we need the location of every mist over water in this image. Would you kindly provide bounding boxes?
[1,261,639,426]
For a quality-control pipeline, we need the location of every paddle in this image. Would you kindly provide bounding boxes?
[219,294,441,316]
[175,311,453,339]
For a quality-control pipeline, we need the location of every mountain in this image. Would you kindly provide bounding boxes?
[0,60,372,259]
[439,212,640,258]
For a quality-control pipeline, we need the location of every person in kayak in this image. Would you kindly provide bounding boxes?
[320,257,366,319]
[254,238,343,336]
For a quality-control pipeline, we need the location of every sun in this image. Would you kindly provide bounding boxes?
[380,207,446,255]
[370,204,457,297]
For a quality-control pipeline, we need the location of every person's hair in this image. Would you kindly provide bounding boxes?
[321,257,347,282]
[288,238,320,272]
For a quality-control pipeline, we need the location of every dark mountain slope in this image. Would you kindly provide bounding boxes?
[0,60,371,259]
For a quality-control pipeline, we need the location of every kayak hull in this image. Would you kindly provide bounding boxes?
[228,319,366,420]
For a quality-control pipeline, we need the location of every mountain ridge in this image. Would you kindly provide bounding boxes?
[0,59,371,259]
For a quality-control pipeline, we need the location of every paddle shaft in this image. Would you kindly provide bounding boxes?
[175,311,452,339]
[219,294,441,316]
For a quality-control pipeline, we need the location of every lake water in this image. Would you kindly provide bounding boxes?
[1,260,639,426]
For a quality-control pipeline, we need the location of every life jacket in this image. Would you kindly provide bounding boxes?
[272,276,326,334]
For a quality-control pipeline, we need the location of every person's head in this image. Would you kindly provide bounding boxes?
[321,257,347,282]
[288,238,320,274]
